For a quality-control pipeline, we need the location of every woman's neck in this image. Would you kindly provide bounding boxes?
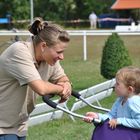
[33,40,42,65]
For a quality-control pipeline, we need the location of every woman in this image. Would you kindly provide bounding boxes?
[0,17,72,140]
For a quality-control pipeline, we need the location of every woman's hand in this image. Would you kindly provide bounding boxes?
[83,112,99,123]
[57,81,72,103]
[108,119,117,129]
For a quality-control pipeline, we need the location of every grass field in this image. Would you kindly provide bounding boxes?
[0,34,140,140]
[27,35,140,140]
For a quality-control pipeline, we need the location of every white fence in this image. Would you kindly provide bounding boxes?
[71,78,115,112]
[29,78,116,126]
[0,30,140,61]
[29,99,68,126]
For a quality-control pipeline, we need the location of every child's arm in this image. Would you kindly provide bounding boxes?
[84,98,121,123]
[84,99,119,123]
[98,98,121,121]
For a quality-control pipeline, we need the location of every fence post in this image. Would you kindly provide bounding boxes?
[83,31,87,61]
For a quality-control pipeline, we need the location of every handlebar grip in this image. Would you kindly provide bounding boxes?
[42,94,57,109]
[92,118,102,124]
[71,90,81,99]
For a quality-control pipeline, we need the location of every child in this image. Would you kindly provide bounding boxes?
[84,66,140,129]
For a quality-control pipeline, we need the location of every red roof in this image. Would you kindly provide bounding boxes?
[111,0,140,10]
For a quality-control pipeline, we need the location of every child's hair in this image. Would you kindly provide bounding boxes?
[116,66,140,94]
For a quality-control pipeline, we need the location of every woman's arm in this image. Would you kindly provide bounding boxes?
[28,80,63,96]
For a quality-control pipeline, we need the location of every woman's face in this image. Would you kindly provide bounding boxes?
[42,41,68,66]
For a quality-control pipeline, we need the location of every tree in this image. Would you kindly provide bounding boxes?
[0,0,115,21]
[100,33,132,79]
[34,0,76,21]
[0,0,30,20]
[0,0,135,28]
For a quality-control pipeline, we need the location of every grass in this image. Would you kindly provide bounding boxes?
[0,35,140,140]
[28,93,116,140]
[28,117,94,140]
[27,35,140,140]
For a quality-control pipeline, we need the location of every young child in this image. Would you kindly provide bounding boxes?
[84,66,140,129]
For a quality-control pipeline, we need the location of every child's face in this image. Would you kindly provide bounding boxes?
[115,79,129,97]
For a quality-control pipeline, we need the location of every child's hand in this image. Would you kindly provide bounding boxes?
[83,112,98,123]
[108,119,117,129]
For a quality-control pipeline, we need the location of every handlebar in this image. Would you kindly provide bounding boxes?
[42,91,102,124]
[71,90,81,99]
[42,94,57,108]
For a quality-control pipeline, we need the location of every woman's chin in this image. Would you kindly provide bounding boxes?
[49,61,56,66]
[48,59,58,66]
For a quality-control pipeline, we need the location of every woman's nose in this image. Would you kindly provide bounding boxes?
[58,53,64,60]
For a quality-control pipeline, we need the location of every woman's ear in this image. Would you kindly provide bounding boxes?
[40,42,46,52]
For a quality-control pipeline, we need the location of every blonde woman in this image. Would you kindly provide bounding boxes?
[0,17,72,140]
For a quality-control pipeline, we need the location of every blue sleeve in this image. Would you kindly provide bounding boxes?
[98,98,120,121]
[117,97,140,129]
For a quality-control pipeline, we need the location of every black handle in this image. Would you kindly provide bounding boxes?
[42,91,80,108]
[42,94,57,109]
[71,90,81,99]
[42,91,102,124]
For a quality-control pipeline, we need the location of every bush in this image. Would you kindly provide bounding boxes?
[100,33,132,79]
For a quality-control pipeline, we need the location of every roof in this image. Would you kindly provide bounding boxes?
[111,0,140,10]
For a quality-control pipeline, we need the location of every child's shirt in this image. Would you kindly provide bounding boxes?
[98,95,140,129]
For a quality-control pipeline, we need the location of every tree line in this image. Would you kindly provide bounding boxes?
[0,0,116,21]
[0,0,139,28]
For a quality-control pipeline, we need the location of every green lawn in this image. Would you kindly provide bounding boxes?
[27,35,140,140]
[0,35,140,140]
